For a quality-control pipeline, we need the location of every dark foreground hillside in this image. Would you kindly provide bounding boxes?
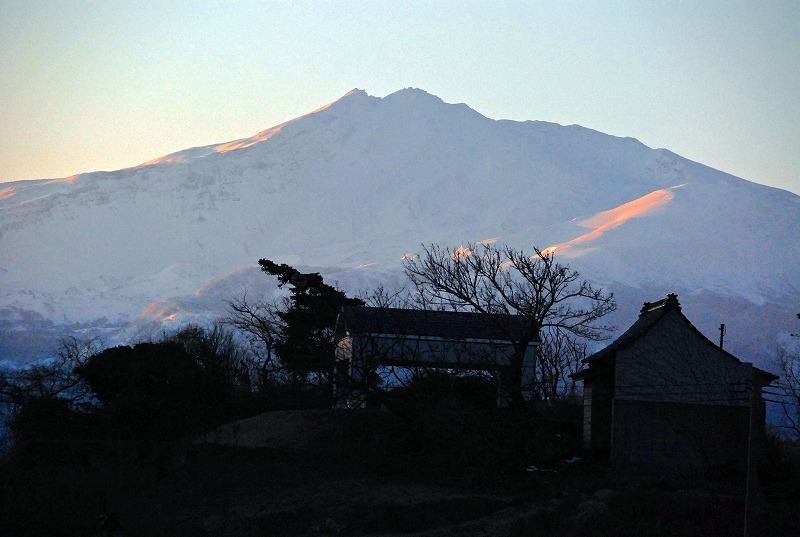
[1,409,798,536]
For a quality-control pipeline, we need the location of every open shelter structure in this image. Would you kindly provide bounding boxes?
[333,306,540,408]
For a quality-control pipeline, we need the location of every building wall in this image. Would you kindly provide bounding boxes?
[583,373,614,452]
[611,399,750,475]
[608,310,757,474]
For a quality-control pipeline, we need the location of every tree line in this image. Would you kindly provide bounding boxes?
[1,242,619,449]
[6,241,798,449]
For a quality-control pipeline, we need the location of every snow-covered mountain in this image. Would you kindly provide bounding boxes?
[1,88,798,369]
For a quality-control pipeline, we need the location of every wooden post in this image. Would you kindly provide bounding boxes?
[743,366,759,537]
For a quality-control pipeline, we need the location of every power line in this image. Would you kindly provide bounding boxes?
[764,398,800,407]
[614,381,749,388]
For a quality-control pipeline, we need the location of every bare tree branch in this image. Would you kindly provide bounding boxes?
[225,292,287,385]
[404,242,615,405]
[776,343,800,437]
[0,335,101,409]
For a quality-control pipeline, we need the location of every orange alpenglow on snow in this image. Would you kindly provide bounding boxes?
[0,187,15,200]
[214,125,284,153]
[544,186,682,258]
[451,245,474,259]
[138,155,190,166]
[212,91,353,154]
[131,90,358,168]
[44,174,80,185]
[214,90,356,154]
[143,301,178,321]
[143,302,160,317]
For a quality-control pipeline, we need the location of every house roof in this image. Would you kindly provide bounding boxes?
[337,306,539,344]
[582,294,680,365]
[574,293,778,382]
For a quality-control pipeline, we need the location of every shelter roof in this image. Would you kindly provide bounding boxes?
[337,306,539,344]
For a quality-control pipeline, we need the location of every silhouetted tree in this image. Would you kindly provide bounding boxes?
[0,336,99,410]
[75,326,249,440]
[404,243,615,406]
[7,396,95,446]
[775,312,800,437]
[226,292,286,388]
[258,259,363,381]
[168,323,251,402]
[0,337,100,452]
[537,328,587,401]
[75,342,206,439]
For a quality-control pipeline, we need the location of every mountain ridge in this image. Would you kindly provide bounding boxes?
[1,88,798,368]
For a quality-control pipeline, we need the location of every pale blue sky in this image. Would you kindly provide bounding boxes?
[1,0,798,193]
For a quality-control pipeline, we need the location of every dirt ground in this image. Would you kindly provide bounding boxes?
[2,409,798,536]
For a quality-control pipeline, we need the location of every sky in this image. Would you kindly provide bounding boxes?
[1,0,798,194]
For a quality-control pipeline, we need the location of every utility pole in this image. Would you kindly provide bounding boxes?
[743,365,759,537]
[719,323,726,349]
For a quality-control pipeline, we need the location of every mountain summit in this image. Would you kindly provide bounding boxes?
[1,89,798,366]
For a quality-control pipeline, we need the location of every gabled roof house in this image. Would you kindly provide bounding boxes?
[573,294,777,475]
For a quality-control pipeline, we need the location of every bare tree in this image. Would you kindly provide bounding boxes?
[359,285,414,309]
[165,323,252,397]
[775,313,800,437]
[404,242,615,406]
[538,328,587,401]
[226,292,287,386]
[0,335,101,410]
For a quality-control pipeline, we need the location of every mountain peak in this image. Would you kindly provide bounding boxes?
[134,88,466,169]
[385,87,444,103]
[342,88,367,98]
[327,88,370,105]
[1,87,798,369]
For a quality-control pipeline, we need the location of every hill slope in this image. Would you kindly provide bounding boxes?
[1,88,798,365]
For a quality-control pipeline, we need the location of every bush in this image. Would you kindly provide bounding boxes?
[760,434,800,499]
[387,371,498,412]
[9,397,83,443]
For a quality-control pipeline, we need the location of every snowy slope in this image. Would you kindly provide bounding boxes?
[1,88,798,366]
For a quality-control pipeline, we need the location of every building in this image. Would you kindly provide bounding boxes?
[573,294,777,475]
[332,306,539,408]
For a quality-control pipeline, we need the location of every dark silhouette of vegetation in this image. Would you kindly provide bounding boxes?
[1,318,798,537]
[387,370,498,412]
[404,242,615,406]
[258,259,364,380]
[8,396,95,446]
[0,335,99,409]
[77,342,214,439]
[2,262,796,536]
[227,291,285,386]
[775,312,800,437]
[3,325,253,449]
[226,261,369,409]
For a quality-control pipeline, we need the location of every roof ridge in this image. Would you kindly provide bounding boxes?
[640,293,681,316]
